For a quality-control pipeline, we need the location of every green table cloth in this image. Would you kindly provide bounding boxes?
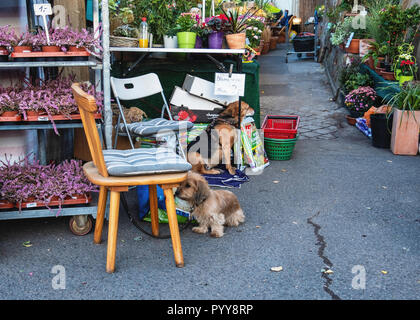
[360,64,400,102]
[111,56,261,128]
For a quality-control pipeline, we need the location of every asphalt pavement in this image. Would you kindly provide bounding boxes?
[0,45,419,300]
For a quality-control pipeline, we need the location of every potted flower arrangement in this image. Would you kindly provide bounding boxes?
[245,25,262,51]
[176,13,198,48]
[206,14,229,49]
[220,6,256,49]
[163,26,179,48]
[0,90,20,117]
[192,20,211,49]
[345,86,378,122]
[0,25,15,60]
[388,82,420,155]
[10,30,34,53]
[393,44,417,86]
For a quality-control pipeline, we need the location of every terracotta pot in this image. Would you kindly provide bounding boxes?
[0,46,8,55]
[26,110,39,116]
[345,39,360,54]
[69,46,87,52]
[1,110,18,117]
[390,109,420,155]
[380,70,396,81]
[270,37,278,50]
[277,34,285,43]
[346,114,357,126]
[42,46,60,52]
[226,33,246,49]
[365,56,375,70]
[13,46,32,53]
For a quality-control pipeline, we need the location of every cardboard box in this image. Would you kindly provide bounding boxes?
[170,86,225,123]
[182,74,238,106]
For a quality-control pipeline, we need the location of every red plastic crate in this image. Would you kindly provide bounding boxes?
[262,115,300,139]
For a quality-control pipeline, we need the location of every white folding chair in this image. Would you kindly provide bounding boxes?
[111,73,192,157]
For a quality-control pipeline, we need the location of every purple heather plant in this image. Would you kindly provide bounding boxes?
[0,25,16,48]
[10,29,35,47]
[0,155,98,212]
[345,86,378,116]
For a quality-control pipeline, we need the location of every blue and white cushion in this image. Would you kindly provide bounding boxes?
[103,148,191,176]
[119,118,194,136]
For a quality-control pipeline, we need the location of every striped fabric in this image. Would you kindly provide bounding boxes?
[119,118,194,136]
[103,148,191,176]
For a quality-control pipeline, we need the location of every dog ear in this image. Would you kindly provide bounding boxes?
[220,101,238,118]
[193,177,210,207]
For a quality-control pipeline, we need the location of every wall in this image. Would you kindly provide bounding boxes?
[274,0,299,15]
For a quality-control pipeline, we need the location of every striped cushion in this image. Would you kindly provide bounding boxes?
[119,118,194,136]
[103,148,191,176]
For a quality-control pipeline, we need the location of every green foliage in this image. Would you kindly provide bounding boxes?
[176,14,197,33]
[388,82,420,113]
[219,6,256,34]
[339,57,374,94]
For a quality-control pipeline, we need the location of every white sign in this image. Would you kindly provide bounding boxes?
[214,73,246,97]
[345,32,354,48]
[34,4,53,45]
[34,3,52,16]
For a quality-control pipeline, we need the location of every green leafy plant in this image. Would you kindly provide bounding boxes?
[176,14,197,33]
[220,6,256,34]
[388,82,420,112]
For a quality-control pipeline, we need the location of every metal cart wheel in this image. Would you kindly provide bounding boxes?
[69,215,93,236]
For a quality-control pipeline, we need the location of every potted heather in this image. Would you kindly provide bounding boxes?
[11,30,34,53]
[0,25,15,60]
[176,13,197,48]
[0,90,19,117]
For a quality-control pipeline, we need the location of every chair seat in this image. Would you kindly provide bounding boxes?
[119,118,194,136]
[83,161,188,187]
[102,148,191,177]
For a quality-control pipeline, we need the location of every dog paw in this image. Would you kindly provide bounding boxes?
[192,226,208,234]
[227,168,236,175]
[210,230,224,238]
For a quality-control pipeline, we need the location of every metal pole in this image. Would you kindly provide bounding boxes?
[101,0,113,149]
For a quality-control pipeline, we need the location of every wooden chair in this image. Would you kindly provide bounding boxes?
[272,15,295,42]
[71,83,188,273]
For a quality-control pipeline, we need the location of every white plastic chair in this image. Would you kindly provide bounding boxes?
[111,73,187,154]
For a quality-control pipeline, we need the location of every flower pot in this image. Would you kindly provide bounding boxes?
[359,39,374,57]
[195,36,203,48]
[69,46,87,53]
[390,109,420,155]
[278,34,285,43]
[270,37,278,50]
[13,46,32,53]
[349,109,364,118]
[26,110,39,117]
[1,110,18,117]
[163,35,178,48]
[365,56,375,70]
[226,33,246,49]
[177,32,197,49]
[345,39,360,54]
[371,113,393,148]
[42,45,61,52]
[208,31,224,49]
[399,75,414,86]
[380,70,396,81]
[346,114,357,126]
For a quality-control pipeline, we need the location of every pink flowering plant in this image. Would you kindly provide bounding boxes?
[345,86,378,117]
[0,25,16,48]
[10,29,35,47]
[0,156,98,212]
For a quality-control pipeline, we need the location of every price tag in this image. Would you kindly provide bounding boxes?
[33,4,52,45]
[34,3,52,16]
[214,73,246,97]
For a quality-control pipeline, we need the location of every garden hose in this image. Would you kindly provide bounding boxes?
[120,191,192,240]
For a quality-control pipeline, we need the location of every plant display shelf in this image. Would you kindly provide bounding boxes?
[0,59,100,68]
[0,113,102,122]
[10,51,90,61]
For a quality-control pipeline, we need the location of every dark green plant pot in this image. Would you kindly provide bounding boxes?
[371,113,393,148]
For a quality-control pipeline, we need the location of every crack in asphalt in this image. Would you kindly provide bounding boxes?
[307,211,341,300]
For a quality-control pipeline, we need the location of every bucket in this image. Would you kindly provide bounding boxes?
[371,113,393,148]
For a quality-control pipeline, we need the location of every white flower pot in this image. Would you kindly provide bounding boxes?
[164,35,178,48]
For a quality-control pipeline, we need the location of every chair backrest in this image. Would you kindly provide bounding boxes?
[71,83,109,178]
[110,73,163,100]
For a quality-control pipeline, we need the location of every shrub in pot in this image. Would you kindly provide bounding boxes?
[176,14,197,48]
[388,82,420,155]
[163,26,179,48]
[0,25,15,58]
[206,15,229,49]
[220,6,256,49]
[10,30,34,53]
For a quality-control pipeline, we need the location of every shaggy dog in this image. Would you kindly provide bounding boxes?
[187,101,254,175]
[123,107,147,124]
[175,171,245,237]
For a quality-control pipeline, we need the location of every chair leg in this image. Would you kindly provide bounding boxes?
[149,185,159,237]
[163,187,184,268]
[94,186,108,244]
[106,190,121,273]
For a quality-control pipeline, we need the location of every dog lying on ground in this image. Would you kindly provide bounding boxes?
[175,171,245,237]
[187,101,254,175]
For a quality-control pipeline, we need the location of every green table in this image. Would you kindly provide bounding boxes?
[111,56,261,128]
